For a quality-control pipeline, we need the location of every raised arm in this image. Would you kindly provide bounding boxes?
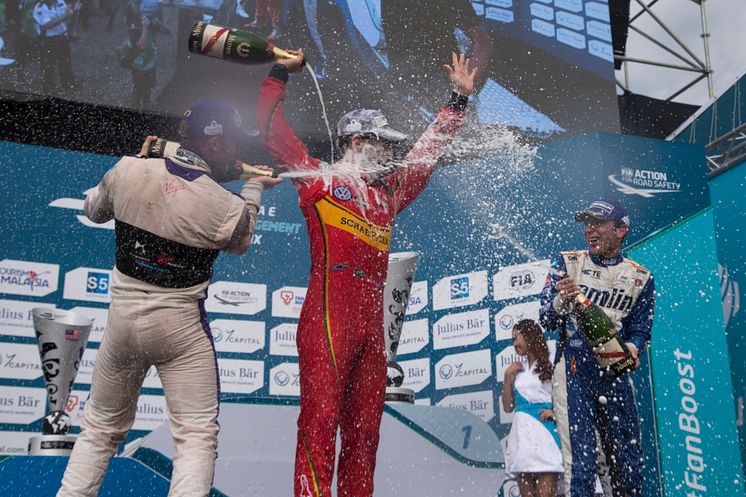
[256,50,319,173]
[393,53,475,212]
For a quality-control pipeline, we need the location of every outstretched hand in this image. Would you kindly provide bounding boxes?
[443,52,477,97]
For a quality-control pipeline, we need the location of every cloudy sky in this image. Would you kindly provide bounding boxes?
[618,0,746,105]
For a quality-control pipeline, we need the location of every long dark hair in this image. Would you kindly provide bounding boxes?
[514,319,553,382]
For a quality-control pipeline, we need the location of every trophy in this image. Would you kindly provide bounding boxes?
[383,251,419,403]
[28,308,93,456]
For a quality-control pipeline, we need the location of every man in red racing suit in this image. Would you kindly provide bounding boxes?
[256,51,476,497]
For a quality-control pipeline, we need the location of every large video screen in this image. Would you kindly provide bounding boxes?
[0,0,620,142]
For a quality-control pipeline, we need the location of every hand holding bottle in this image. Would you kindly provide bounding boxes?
[275,48,305,73]
[246,166,283,189]
[556,276,581,305]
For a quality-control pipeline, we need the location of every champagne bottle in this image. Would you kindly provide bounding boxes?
[188,21,301,65]
[573,293,637,377]
[145,138,277,179]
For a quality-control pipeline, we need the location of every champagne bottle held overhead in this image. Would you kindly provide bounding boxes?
[572,292,636,378]
[145,138,278,179]
[188,21,303,65]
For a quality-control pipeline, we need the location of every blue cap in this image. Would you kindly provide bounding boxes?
[179,100,256,141]
[573,199,630,226]
[336,109,408,142]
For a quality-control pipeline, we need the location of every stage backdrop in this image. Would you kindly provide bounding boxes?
[708,161,746,486]
[0,131,722,497]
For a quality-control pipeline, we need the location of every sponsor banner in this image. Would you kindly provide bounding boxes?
[69,306,108,343]
[0,431,35,455]
[269,362,300,397]
[271,286,306,318]
[269,323,298,357]
[205,281,266,316]
[210,319,265,354]
[142,366,163,390]
[432,270,489,311]
[397,318,429,356]
[217,358,264,394]
[494,301,542,341]
[498,395,514,425]
[494,348,527,382]
[74,348,99,385]
[492,260,550,301]
[0,343,42,381]
[608,166,682,198]
[63,267,112,303]
[0,386,46,424]
[0,300,56,338]
[0,259,59,297]
[435,349,492,390]
[406,281,428,315]
[501,475,520,497]
[437,390,495,422]
[132,395,169,431]
[399,358,430,393]
[433,308,490,350]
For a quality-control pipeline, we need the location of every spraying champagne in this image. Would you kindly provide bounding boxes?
[188,21,303,65]
[145,138,278,179]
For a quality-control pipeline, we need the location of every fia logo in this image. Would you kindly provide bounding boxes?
[86,272,110,295]
[509,270,535,289]
[450,277,470,300]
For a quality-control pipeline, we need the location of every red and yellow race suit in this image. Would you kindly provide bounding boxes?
[257,66,466,497]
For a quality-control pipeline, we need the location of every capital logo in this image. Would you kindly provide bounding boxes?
[719,264,741,328]
[608,167,681,198]
[450,277,470,300]
[49,190,114,230]
[274,371,290,386]
[439,364,454,380]
[280,290,294,306]
[499,315,514,331]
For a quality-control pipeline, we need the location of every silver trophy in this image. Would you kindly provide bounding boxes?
[383,251,419,403]
[29,308,93,455]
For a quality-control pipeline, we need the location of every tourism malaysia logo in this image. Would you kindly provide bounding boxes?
[608,167,681,198]
[0,260,60,297]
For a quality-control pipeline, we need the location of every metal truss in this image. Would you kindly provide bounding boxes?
[705,122,746,175]
[615,0,714,102]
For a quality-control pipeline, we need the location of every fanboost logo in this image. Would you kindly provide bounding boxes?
[49,190,114,230]
[719,264,741,328]
[438,364,454,380]
[274,371,290,386]
[608,168,681,198]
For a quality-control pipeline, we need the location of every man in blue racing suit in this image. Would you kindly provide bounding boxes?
[539,199,655,497]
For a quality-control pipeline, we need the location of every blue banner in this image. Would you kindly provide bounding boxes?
[708,161,746,486]
[0,132,715,496]
[627,209,746,497]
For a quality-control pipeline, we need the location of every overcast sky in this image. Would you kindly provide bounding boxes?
[618,0,746,105]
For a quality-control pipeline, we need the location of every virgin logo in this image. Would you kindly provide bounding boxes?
[281,290,294,306]
[66,395,80,413]
[164,178,187,196]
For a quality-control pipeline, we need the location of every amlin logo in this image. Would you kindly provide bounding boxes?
[0,260,60,297]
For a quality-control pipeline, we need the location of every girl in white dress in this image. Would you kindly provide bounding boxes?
[502,319,563,497]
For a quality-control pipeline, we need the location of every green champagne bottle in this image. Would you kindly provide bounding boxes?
[145,138,277,179]
[573,293,637,377]
[188,21,300,65]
